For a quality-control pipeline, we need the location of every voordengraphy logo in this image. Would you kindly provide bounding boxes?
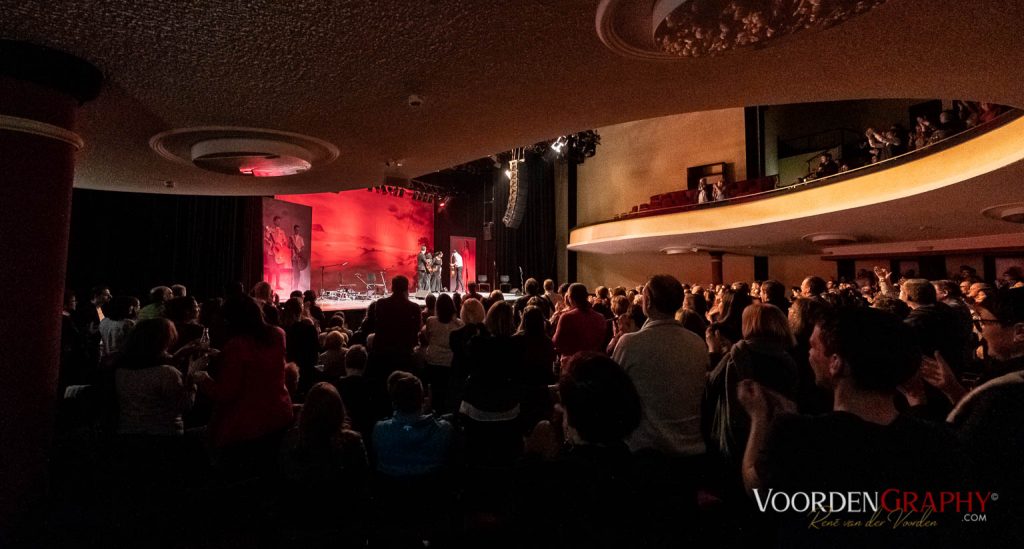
[752,489,996,527]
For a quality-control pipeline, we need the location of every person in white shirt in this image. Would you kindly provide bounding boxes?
[612,274,708,457]
[451,250,465,292]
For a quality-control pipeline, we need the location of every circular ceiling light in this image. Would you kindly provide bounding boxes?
[981,202,1024,224]
[150,126,339,178]
[802,232,859,246]
[598,0,889,59]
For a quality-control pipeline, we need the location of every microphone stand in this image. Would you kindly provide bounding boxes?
[319,262,349,294]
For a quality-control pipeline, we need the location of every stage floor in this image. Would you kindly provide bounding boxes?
[316,292,520,313]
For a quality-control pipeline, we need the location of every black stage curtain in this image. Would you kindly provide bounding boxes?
[66,189,262,300]
[493,154,557,289]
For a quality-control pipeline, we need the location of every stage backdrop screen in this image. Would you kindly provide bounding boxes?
[277,190,434,292]
[261,197,313,293]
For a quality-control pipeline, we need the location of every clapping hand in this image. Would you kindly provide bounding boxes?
[737,379,796,423]
[920,351,967,405]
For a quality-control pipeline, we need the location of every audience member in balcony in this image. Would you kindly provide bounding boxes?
[705,303,800,467]
[553,284,609,371]
[712,178,729,201]
[929,109,965,143]
[888,124,909,156]
[813,152,840,177]
[697,177,713,204]
[739,306,969,548]
[913,114,934,149]
[865,128,893,162]
[515,353,642,549]
[373,371,454,477]
[613,275,707,457]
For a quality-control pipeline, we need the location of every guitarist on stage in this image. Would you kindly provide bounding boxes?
[265,215,290,290]
[290,224,306,292]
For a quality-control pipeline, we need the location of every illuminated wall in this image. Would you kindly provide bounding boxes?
[278,190,434,291]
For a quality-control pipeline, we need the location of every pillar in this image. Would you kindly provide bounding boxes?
[0,40,102,537]
[709,251,724,286]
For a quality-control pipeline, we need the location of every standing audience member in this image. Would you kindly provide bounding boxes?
[333,345,381,439]
[165,296,204,353]
[552,283,608,371]
[115,318,196,437]
[99,296,139,357]
[704,303,799,467]
[739,307,970,548]
[420,293,464,413]
[449,298,487,406]
[193,296,294,476]
[613,275,708,458]
[512,306,557,430]
[170,284,187,298]
[369,275,422,382]
[253,281,280,326]
[138,286,173,321]
[282,297,320,398]
[373,371,454,477]
[515,353,642,549]
[460,301,523,466]
[318,330,348,380]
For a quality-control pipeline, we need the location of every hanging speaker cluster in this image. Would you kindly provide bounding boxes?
[502,148,528,229]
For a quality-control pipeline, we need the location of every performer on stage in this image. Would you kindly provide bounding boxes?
[450,249,464,292]
[290,224,305,292]
[416,245,429,292]
[265,215,290,290]
[431,251,444,293]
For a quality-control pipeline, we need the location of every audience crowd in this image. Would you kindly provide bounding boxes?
[49,263,1024,547]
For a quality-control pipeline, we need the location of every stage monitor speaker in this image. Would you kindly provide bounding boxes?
[500,283,512,293]
[414,290,430,299]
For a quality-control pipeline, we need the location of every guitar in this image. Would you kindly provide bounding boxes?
[265,226,287,265]
[289,236,309,271]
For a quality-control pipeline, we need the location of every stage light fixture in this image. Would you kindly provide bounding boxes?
[504,168,512,179]
[551,136,567,154]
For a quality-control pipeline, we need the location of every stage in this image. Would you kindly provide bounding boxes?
[316,292,521,313]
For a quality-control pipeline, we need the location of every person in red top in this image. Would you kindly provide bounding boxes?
[552,283,608,371]
[194,295,294,474]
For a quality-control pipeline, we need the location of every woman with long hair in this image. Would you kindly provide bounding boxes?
[460,301,523,466]
[420,293,464,413]
[115,318,196,436]
[194,296,294,476]
[512,306,557,431]
[704,303,799,467]
[282,297,319,399]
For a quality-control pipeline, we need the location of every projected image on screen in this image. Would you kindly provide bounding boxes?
[278,190,434,292]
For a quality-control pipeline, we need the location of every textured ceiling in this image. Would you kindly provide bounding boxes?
[1,0,1021,195]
